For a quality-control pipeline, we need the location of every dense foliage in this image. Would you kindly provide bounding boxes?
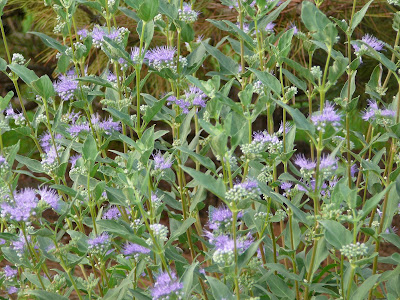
[0,0,400,299]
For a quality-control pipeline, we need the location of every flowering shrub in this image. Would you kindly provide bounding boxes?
[0,0,400,299]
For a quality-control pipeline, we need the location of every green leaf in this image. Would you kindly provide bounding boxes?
[267,274,295,298]
[360,183,393,219]
[29,31,67,53]
[180,165,225,199]
[8,64,39,85]
[97,219,149,248]
[274,99,315,134]
[201,42,238,75]
[16,155,44,173]
[319,220,352,249]
[119,6,140,22]
[25,290,69,300]
[76,75,113,88]
[0,57,7,71]
[177,146,216,173]
[166,217,196,246]
[258,0,290,29]
[143,95,167,125]
[0,91,13,111]
[206,277,234,300]
[32,75,55,99]
[381,233,400,249]
[137,0,159,22]
[351,0,374,32]
[328,56,347,84]
[249,68,281,95]
[182,262,198,297]
[82,134,98,161]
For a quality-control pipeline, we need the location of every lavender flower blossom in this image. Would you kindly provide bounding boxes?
[360,34,384,51]
[167,96,191,113]
[208,206,234,230]
[319,155,338,170]
[265,22,275,32]
[3,265,17,279]
[185,86,208,108]
[40,131,63,152]
[122,242,151,259]
[38,186,60,210]
[102,206,122,220]
[7,286,18,294]
[152,151,173,170]
[88,232,111,253]
[225,179,261,204]
[0,188,38,222]
[178,3,199,23]
[53,74,78,101]
[68,123,90,137]
[91,26,128,48]
[77,28,88,38]
[151,271,183,300]
[294,154,316,170]
[146,46,187,72]
[69,154,82,168]
[311,102,341,132]
[362,100,396,126]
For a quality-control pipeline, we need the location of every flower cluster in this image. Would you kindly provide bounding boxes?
[362,100,396,127]
[241,130,283,156]
[178,3,199,23]
[0,188,57,222]
[88,232,111,254]
[340,242,368,260]
[311,102,341,132]
[151,271,183,300]
[146,46,187,72]
[53,73,78,101]
[122,242,151,259]
[225,179,261,205]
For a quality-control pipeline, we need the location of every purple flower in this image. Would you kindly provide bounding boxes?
[40,131,63,152]
[102,205,122,220]
[0,238,6,245]
[265,22,275,32]
[77,28,88,38]
[107,71,117,82]
[151,271,183,300]
[41,145,60,166]
[351,164,358,177]
[152,151,173,170]
[208,206,233,230]
[0,188,38,222]
[69,154,82,168]
[146,46,176,69]
[7,286,18,294]
[122,242,150,258]
[38,186,60,210]
[361,34,384,51]
[4,265,17,278]
[12,232,32,254]
[53,74,78,101]
[319,155,338,170]
[68,123,90,137]
[280,182,292,190]
[98,117,121,134]
[130,47,141,64]
[311,102,341,131]
[88,232,110,252]
[290,22,298,35]
[185,86,208,108]
[362,100,396,124]
[294,154,316,170]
